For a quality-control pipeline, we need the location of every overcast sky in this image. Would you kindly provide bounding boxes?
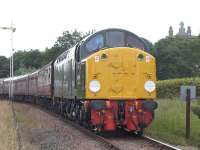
[0,0,199,57]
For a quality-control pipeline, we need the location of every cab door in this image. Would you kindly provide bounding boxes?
[75,45,85,99]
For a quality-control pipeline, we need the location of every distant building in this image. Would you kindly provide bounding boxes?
[168,26,173,37]
[178,22,187,37]
[187,26,192,38]
[168,22,197,38]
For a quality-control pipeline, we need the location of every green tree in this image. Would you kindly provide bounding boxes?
[42,30,94,64]
[13,49,42,75]
[41,47,62,65]
[13,50,26,73]
[23,49,42,68]
[14,65,37,76]
[154,37,200,80]
[54,30,94,51]
[0,56,9,78]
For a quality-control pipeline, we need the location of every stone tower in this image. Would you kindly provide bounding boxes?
[168,22,193,38]
[187,26,192,37]
[168,26,173,37]
[178,21,186,36]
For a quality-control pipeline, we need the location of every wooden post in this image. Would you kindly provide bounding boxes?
[186,89,191,139]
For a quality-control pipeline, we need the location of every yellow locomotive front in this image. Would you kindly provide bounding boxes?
[86,47,156,99]
[78,29,157,134]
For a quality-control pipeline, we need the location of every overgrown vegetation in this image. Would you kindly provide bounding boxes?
[156,77,200,99]
[145,99,200,148]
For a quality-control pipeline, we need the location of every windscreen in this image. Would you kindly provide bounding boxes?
[80,29,148,60]
[106,31,124,47]
[126,34,145,50]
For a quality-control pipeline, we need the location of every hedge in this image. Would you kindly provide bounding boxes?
[156,77,200,99]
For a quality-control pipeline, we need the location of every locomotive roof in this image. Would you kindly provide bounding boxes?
[79,28,150,51]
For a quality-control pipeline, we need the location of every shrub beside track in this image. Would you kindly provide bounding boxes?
[157,78,200,99]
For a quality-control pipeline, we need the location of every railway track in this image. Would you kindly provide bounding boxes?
[61,118,182,150]
[13,101,181,150]
[100,130,181,150]
[142,136,182,150]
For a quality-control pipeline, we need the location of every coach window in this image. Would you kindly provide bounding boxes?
[106,31,124,47]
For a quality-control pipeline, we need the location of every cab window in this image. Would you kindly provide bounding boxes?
[126,35,145,50]
[85,34,104,52]
[106,31,124,47]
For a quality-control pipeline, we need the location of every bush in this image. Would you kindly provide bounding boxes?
[157,77,200,99]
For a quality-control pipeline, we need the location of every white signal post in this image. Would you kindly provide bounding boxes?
[0,22,16,100]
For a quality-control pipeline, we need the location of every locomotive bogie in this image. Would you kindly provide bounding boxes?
[87,99,157,132]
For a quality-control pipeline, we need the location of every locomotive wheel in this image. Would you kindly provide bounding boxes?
[77,106,84,125]
[74,104,80,122]
[133,130,143,137]
[93,125,103,135]
[66,103,71,119]
[83,108,91,129]
[70,102,76,121]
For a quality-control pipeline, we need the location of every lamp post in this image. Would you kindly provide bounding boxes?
[0,22,16,100]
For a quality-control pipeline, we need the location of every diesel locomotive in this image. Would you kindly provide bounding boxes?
[0,28,157,134]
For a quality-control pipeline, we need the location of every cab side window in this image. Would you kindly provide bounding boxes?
[79,34,104,61]
[85,34,104,52]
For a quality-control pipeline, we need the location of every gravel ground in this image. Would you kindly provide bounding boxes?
[0,101,18,150]
[13,102,109,150]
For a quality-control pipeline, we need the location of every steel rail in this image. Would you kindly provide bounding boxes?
[142,135,182,150]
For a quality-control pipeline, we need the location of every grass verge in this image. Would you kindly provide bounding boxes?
[145,99,200,148]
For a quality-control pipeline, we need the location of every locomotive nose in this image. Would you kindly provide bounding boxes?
[85,47,156,100]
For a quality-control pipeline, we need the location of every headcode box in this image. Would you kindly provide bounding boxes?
[180,86,196,101]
